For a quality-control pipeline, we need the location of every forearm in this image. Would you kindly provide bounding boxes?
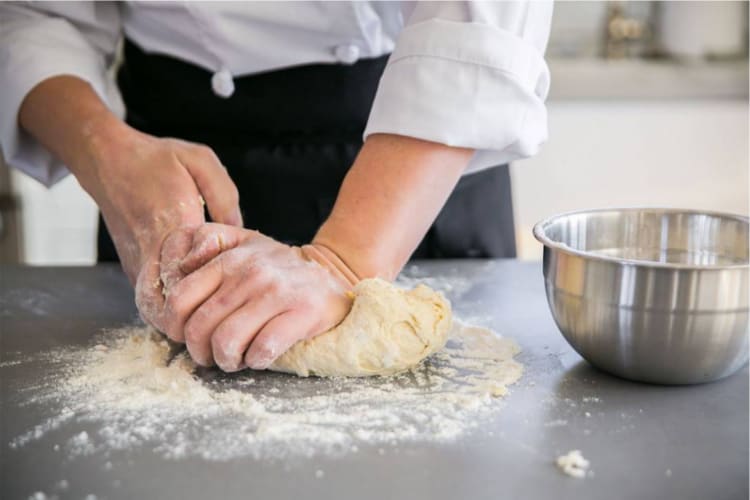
[314,133,472,280]
[19,74,241,289]
[18,75,126,196]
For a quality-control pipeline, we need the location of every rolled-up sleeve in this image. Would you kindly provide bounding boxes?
[0,1,123,186]
[364,1,553,173]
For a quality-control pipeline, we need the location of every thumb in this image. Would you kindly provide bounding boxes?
[135,251,167,332]
[135,227,197,333]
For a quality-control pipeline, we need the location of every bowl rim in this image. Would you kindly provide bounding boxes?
[532,207,750,271]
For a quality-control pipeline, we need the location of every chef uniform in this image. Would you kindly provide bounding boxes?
[0,1,553,260]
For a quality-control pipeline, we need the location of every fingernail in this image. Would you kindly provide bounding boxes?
[247,349,276,370]
[247,356,272,370]
[185,343,211,367]
[217,360,241,373]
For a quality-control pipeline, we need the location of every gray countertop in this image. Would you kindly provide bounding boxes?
[1,262,747,500]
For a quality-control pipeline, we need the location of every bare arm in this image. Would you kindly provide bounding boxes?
[18,76,115,185]
[19,75,242,323]
[314,133,473,280]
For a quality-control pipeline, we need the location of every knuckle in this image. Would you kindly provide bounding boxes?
[263,279,283,298]
[213,292,233,309]
[196,145,218,162]
[164,138,182,151]
[249,268,272,288]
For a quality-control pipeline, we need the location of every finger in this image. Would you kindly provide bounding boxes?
[135,253,166,332]
[176,145,243,227]
[245,309,318,370]
[160,227,197,291]
[179,223,246,275]
[183,280,252,367]
[162,256,224,342]
[210,295,285,372]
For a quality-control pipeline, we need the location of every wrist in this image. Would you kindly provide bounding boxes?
[302,242,361,287]
[72,112,134,196]
[311,226,399,282]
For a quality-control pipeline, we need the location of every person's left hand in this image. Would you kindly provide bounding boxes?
[153,223,357,372]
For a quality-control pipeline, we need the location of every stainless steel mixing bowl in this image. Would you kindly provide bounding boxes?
[533,208,749,384]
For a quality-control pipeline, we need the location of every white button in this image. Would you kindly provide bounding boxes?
[334,44,360,65]
[211,68,235,98]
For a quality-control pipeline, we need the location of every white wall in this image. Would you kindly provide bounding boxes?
[11,169,98,265]
[512,99,749,259]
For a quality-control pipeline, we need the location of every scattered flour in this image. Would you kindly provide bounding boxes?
[556,449,591,478]
[68,431,95,456]
[7,319,523,461]
[544,419,568,428]
[396,266,473,298]
[0,359,24,368]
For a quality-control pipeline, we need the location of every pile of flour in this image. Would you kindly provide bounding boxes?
[10,319,522,461]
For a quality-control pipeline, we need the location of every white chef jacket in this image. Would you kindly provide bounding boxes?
[0,1,553,187]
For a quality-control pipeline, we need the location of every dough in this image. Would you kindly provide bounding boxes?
[270,278,452,377]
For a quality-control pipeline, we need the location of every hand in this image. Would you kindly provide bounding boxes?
[81,124,243,328]
[17,76,242,329]
[155,223,356,372]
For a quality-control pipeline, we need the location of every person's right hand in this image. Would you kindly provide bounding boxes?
[152,223,356,372]
[81,121,243,328]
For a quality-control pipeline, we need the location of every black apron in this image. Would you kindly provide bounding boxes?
[98,40,517,262]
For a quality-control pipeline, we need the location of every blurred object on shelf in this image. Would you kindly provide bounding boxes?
[547,1,654,59]
[655,1,748,60]
[604,1,652,59]
[547,1,748,61]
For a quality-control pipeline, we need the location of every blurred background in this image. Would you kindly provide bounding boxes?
[0,0,748,264]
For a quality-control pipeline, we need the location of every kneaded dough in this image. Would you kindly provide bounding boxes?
[270,278,452,377]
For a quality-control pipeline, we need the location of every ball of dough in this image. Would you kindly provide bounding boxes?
[269,278,452,377]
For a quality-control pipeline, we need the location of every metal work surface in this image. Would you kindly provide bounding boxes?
[1,262,747,500]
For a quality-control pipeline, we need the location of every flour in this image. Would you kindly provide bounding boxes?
[396,266,473,298]
[8,319,522,462]
[556,450,591,478]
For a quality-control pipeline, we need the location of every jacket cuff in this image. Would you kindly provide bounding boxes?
[0,17,121,186]
[364,19,550,170]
